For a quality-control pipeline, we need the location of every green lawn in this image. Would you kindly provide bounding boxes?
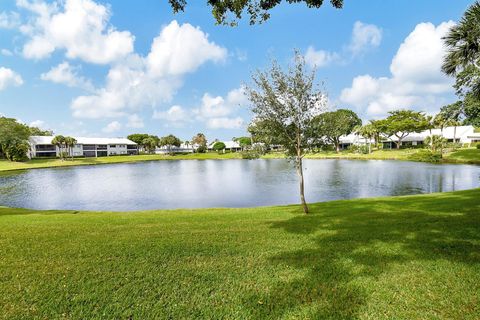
[0,152,241,172]
[1,189,479,319]
[0,148,479,173]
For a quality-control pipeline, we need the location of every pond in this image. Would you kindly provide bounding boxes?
[0,159,479,211]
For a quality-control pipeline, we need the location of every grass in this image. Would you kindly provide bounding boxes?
[0,148,478,173]
[0,152,241,172]
[1,189,479,319]
[444,148,480,164]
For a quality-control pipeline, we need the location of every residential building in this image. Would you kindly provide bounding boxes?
[28,136,138,158]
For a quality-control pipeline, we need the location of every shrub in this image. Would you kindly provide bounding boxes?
[477,144,480,149]
[241,150,261,159]
[408,150,442,163]
[348,144,369,154]
[3,142,29,162]
[196,145,207,153]
[212,142,226,153]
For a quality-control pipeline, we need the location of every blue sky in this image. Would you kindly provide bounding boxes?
[0,0,473,141]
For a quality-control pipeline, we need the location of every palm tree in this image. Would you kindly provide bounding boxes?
[355,123,376,154]
[51,135,65,160]
[64,136,77,160]
[442,1,480,97]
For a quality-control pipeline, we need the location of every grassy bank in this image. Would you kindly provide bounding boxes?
[0,148,478,173]
[1,189,479,319]
[0,152,241,172]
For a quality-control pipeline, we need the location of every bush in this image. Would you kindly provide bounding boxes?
[408,150,442,163]
[241,150,261,159]
[196,145,207,153]
[477,144,480,149]
[347,144,369,154]
[212,142,226,153]
[4,142,29,162]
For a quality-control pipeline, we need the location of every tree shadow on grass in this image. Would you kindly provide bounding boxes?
[243,190,480,319]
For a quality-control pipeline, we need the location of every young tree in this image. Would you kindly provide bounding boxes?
[191,133,207,152]
[233,136,252,150]
[168,0,343,25]
[159,134,182,154]
[246,52,327,214]
[312,109,361,152]
[127,134,151,151]
[378,110,429,149]
[442,1,480,99]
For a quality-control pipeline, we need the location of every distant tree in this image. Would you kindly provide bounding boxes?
[312,109,362,153]
[142,136,159,154]
[29,126,53,136]
[245,52,327,214]
[64,136,77,160]
[0,117,31,161]
[159,134,182,154]
[355,123,377,154]
[442,1,480,99]
[191,133,207,152]
[212,141,226,153]
[127,134,151,151]
[168,0,343,25]
[378,110,429,149]
[51,135,66,159]
[233,136,252,150]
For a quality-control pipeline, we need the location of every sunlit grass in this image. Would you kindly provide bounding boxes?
[1,189,479,319]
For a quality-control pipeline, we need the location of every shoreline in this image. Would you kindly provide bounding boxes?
[0,148,479,173]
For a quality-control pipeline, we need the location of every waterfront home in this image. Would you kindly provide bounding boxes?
[208,141,242,152]
[381,126,479,149]
[155,143,195,154]
[28,136,138,158]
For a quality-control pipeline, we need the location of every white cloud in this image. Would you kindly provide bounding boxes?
[18,0,134,64]
[1,49,13,56]
[71,20,227,119]
[305,46,338,68]
[0,11,20,29]
[147,20,226,77]
[126,114,144,128]
[194,87,247,119]
[349,21,382,55]
[41,61,94,91]
[153,105,188,122]
[29,120,45,128]
[206,117,244,129]
[0,67,23,90]
[340,21,455,117]
[102,121,122,133]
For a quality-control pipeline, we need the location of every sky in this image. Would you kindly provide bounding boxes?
[0,0,474,141]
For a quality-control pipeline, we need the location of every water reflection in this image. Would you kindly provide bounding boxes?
[0,159,478,211]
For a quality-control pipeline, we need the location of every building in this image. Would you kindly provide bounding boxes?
[155,143,194,154]
[208,140,242,152]
[381,126,480,149]
[28,136,138,158]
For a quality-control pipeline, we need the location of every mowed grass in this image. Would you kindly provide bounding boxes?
[444,148,480,164]
[1,190,479,319]
[0,152,241,172]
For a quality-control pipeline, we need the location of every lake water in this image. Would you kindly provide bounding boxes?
[0,159,479,211]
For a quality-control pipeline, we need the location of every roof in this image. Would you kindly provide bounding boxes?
[29,136,137,145]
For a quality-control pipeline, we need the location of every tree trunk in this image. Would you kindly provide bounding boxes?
[396,139,401,149]
[296,156,309,214]
[335,142,340,153]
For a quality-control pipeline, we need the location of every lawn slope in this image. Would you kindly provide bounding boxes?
[1,190,479,319]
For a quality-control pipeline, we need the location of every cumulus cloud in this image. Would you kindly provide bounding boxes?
[29,119,45,128]
[102,121,122,133]
[349,21,382,55]
[1,49,13,56]
[153,105,188,123]
[206,117,244,129]
[194,87,247,119]
[18,0,134,64]
[126,114,144,128]
[305,21,381,68]
[71,20,227,119]
[0,67,23,90]
[304,47,339,68]
[340,21,455,117]
[0,11,20,29]
[41,61,94,91]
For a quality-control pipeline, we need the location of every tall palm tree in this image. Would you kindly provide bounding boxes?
[51,135,65,160]
[442,1,480,97]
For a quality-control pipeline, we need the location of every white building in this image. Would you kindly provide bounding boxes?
[381,126,480,149]
[155,143,194,154]
[28,136,138,158]
[208,140,242,152]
